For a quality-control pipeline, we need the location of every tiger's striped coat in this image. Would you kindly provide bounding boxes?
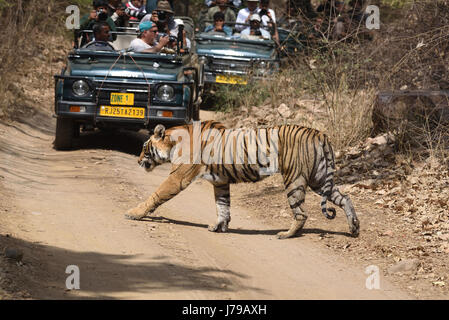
[126,121,360,239]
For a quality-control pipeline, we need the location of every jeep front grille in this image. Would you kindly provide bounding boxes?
[207,58,252,74]
[95,82,150,106]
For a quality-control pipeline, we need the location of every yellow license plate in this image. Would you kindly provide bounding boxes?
[110,92,134,105]
[99,106,145,119]
[216,75,247,85]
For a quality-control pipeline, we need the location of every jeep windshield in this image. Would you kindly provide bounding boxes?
[195,32,275,59]
[195,24,279,85]
[75,26,190,55]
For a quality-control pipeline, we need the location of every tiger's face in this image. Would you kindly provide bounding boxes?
[138,124,172,172]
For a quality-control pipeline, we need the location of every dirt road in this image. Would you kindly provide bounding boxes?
[0,110,410,299]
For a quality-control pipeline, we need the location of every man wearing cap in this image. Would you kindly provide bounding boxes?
[235,0,259,32]
[205,0,236,28]
[173,18,192,50]
[146,0,174,15]
[129,21,169,53]
[141,0,178,37]
[240,13,271,39]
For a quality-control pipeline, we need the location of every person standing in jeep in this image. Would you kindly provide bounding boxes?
[79,0,117,44]
[205,0,237,28]
[235,0,260,32]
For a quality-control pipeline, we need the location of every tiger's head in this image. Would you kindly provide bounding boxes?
[138,124,173,172]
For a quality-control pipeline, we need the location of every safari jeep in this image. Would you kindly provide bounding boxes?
[53,18,200,150]
[194,23,279,87]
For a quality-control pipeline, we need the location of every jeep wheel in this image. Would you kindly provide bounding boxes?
[54,117,75,150]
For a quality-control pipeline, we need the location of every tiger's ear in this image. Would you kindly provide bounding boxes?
[153,124,166,140]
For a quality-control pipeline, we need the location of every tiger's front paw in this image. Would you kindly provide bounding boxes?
[125,204,148,221]
[208,221,229,233]
[276,231,293,240]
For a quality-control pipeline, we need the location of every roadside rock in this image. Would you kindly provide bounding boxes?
[4,248,23,262]
[388,259,420,274]
[277,103,292,118]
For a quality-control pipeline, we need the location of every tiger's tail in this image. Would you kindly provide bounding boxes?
[320,135,336,220]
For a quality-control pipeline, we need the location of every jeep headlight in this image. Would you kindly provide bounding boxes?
[156,84,175,101]
[72,80,90,96]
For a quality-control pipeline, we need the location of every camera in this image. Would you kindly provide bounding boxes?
[157,33,177,43]
[259,9,268,17]
[97,10,108,21]
[157,11,167,22]
[124,7,147,19]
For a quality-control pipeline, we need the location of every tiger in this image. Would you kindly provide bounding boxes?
[125,120,360,239]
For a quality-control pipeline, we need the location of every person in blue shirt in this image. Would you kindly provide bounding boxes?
[204,11,233,36]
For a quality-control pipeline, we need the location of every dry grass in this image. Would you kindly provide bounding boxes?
[0,0,89,119]
[216,47,376,152]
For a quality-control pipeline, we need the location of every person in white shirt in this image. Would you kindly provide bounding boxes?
[235,0,259,32]
[129,21,169,53]
[257,0,275,26]
[173,18,191,51]
[257,0,279,43]
[240,14,271,39]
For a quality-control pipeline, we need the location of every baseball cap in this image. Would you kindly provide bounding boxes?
[249,14,261,22]
[138,21,154,33]
[174,18,184,26]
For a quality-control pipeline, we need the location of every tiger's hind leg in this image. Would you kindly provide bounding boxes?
[277,176,308,239]
[328,187,359,237]
[208,183,231,233]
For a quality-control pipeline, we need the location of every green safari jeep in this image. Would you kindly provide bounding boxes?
[194,23,280,87]
[53,18,200,150]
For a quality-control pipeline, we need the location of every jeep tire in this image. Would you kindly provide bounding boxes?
[54,117,75,150]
